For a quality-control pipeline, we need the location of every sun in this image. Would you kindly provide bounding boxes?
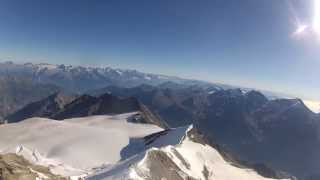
[292,0,320,37]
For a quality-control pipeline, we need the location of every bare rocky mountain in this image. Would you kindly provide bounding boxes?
[6,92,168,129]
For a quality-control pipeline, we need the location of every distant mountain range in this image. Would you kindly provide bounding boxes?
[0,61,310,101]
[0,61,218,93]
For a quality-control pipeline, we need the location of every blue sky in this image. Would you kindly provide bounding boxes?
[0,0,319,100]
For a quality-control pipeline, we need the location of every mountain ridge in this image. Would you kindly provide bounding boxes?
[6,92,168,129]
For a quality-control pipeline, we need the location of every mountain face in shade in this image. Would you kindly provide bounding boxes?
[6,92,77,123]
[88,84,210,127]
[6,92,168,129]
[0,76,60,123]
[196,90,320,180]
[51,93,141,119]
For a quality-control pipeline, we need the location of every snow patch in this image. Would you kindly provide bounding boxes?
[144,75,152,80]
[115,70,123,75]
[208,90,215,94]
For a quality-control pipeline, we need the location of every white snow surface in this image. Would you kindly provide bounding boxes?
[303,100,320,113]
[88,125,289,180]
[0,112,162,177]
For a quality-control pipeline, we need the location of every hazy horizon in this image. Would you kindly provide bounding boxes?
[0,59,316,102]
[0,0,319,101]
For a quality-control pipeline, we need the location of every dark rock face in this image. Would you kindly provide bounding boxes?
[6,92,168,128]
[57,93,168,128]
[136,104,169,129]
[52,93,141,120]
[0,153,65,180]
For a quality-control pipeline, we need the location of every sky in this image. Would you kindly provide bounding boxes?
[0,0,319,100]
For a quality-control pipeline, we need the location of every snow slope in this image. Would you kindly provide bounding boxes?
[0,112,291,180]
[88,125,290,180]
[0,112,162,177]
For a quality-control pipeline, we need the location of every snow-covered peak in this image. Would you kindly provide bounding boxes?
[88,125,290,180]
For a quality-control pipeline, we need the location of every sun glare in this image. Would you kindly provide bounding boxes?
[292,0,320,38]
[313,0,320,34]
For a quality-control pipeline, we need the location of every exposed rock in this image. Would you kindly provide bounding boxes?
[0,153,65,180]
